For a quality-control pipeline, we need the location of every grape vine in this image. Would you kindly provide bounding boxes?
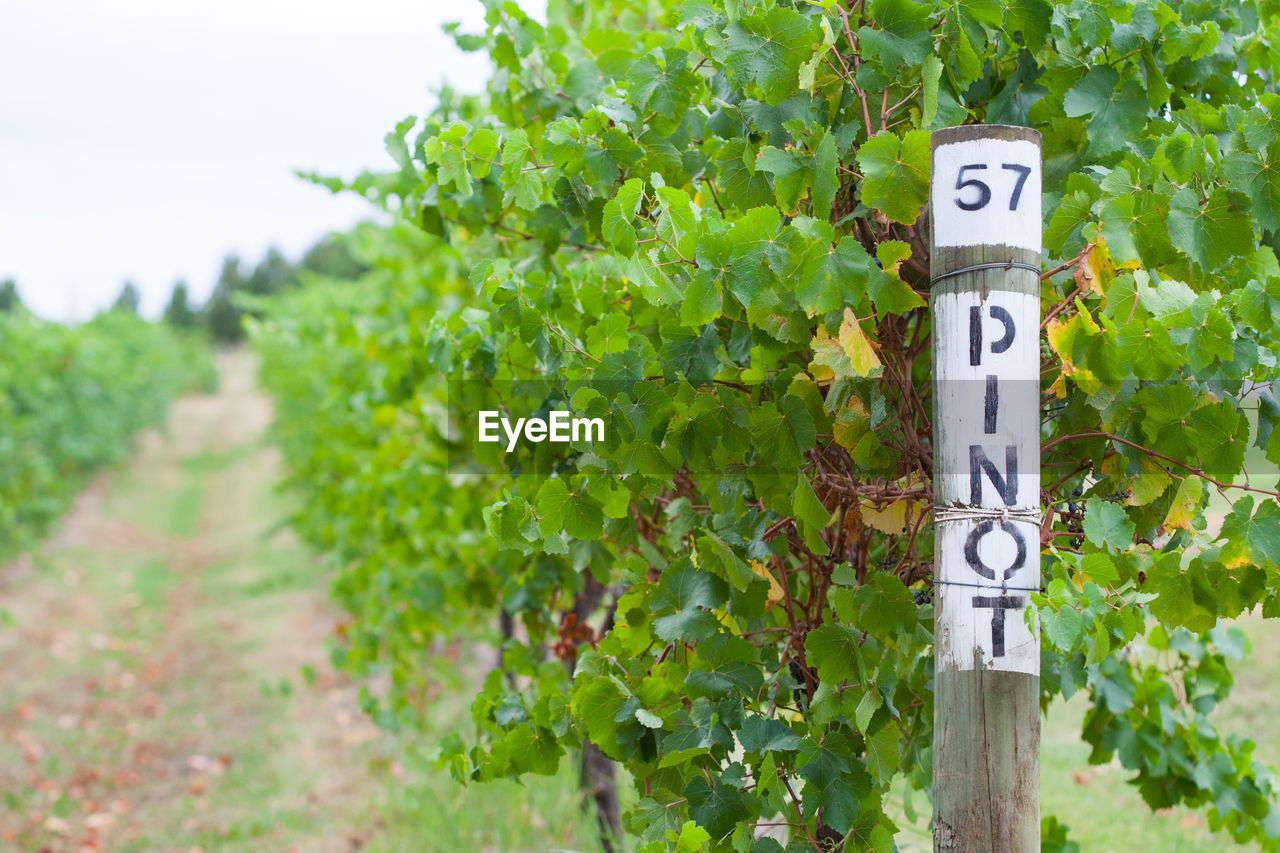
[256,1,1280,849]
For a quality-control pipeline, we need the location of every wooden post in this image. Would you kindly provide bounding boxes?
[929,125,1042,852]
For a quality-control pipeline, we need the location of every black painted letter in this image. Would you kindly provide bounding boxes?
[969,306,982,366]
[969,444,1018,506]
[962,519,1028,581]
[972,595,1026,657]
[989,305,1015,354]
[984,374,999,434]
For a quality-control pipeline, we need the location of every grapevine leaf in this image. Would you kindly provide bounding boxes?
[738,716,802,753]
[856,130,931,225]
[653,559,729,642]
[536,478,604,540]
[1082,498,1135,552]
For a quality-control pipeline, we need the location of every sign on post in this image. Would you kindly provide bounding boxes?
[930,125,1042,852]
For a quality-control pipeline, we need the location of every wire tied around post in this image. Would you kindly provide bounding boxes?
[932,504,1041,526]
[929,261,1042,287]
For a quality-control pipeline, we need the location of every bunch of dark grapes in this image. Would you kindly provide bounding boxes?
[1066,488,1084,548]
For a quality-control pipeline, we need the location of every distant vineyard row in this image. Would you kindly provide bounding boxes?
[0,309,214,551]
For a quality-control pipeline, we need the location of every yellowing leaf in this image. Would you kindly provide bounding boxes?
[1049,373,1068,398]
[1099,454,1124,478]
[1045,319,1072,372]
[839,308,882,376]
[862,499,910,534]
[833,398,871,450]
[1164,475,1204,532]
[714,608,740,630]
[860,474,928,534]
[1128,458,1172,506]
[808,336,843,383]
[1073,239,1114,296]
[1046,308,1101,377]
[875,240,913,276]
[809,309,882,381]
[749,559,785,608]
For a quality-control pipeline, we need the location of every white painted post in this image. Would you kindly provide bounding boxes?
[930,125,1042,852]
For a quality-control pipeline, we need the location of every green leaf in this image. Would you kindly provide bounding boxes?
[1082,498,1135,552]
[635,797,689,844]
[805,623,861,684]
[838,571,918,640]
[571,675,629,759]
[384,116,416,171]
[467,128,499,176]
[869,269,926,315]
[1225,143,1280,232]
[687,633,763,697]
[793,474,831,556]
[724,207,783,310]
[856,130,931,225]
[1079,553,1120,587]
[756,146,810,214]
[655,186,699,258]
[672,820,712,852]
[738,716,802,753]
[602,178,645,256]
[636,708,664,728]
[536,478,604,540]
[749,394,816,468]
[854,688,882,733]
[680,270,722,328]
[505,171,543,211]
[865,726,900,779]
[858,0,932,71]
[1145,553,1216,632]
[1186,402,1247,480]
[797,736,867,834]
[1044,605,1083,651]
[660,324,720,384]
[1045,190,1095,254]
[723,7,815,105]
[1062,66,1148,155]
[697,531,757,591]
[484,498,538,551]
[1113,317,1181,381]
[1167,187,1254,272]
[1219,497,1280,569]
[652,559,729,642]
[813,129,839,216]
[686,776,752,840]
[501,128,532,180]
[792,231,878,316]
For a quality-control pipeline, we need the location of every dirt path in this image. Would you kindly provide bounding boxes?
[0,350,386,853]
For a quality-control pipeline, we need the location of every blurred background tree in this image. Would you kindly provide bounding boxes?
[0,280,21,313]
[196,233,367,343]
[204,257,247,342]
[299,233,367,280]
[112,281,141,314]
[163,280,196,329]
[245,247,298,296]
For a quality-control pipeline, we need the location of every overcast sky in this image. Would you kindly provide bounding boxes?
[1,0,542,321]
